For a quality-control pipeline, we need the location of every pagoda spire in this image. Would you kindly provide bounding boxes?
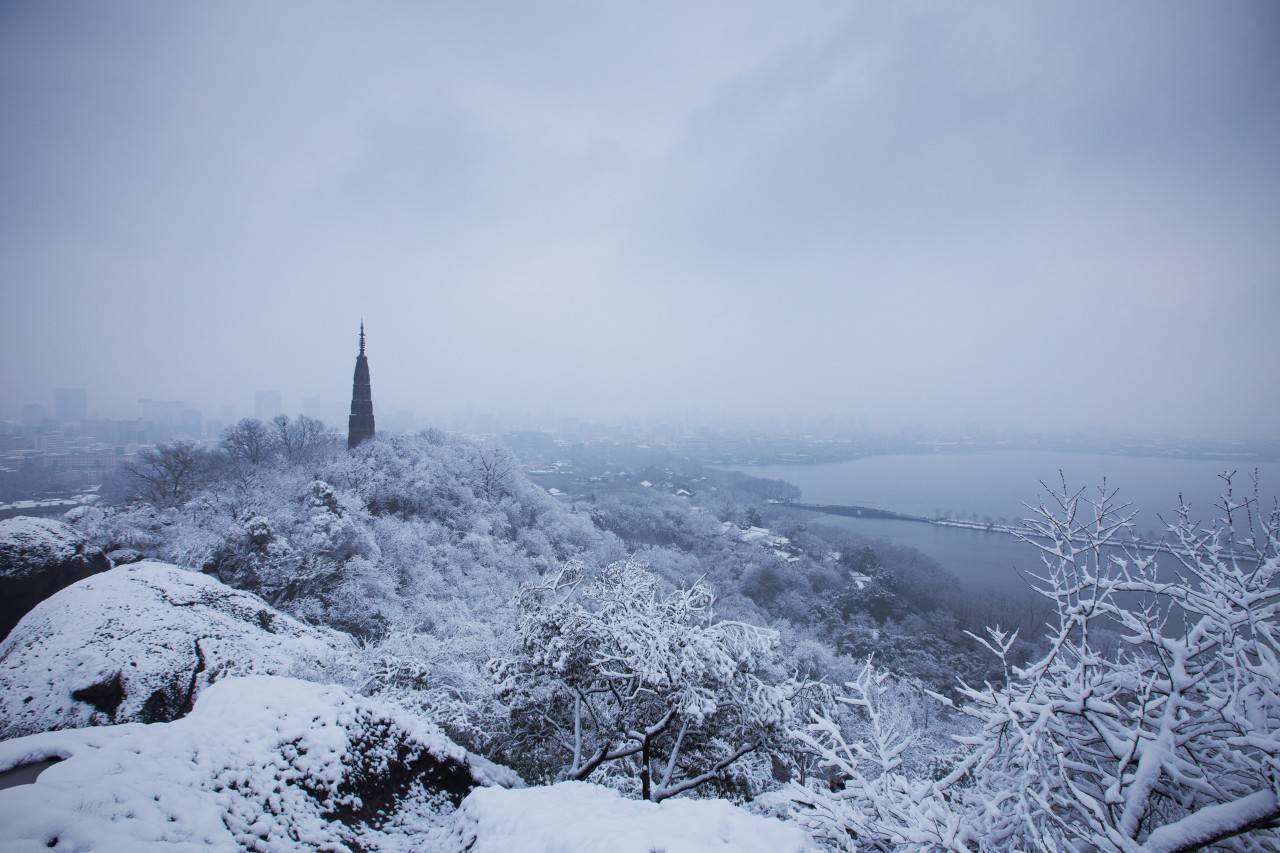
[348,321,375,450]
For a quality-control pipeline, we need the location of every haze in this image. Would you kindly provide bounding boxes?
[2,1,1277,437]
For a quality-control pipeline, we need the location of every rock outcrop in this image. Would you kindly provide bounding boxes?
[0,517,111,640]
[0,676,520,851]
[0,561,354,739]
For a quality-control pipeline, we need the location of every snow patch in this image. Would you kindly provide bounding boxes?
[444,781,816,853]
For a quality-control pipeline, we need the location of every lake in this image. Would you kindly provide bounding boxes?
[736,450,1279,594]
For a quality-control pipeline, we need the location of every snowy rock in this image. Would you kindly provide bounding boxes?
[0,676,520,852]
[445,781,816,853]
[0,561,354,739]
[105,547,144,566]
[0,516,110,641]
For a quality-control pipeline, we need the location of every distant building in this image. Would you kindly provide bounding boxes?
[254,390,283,421]
[347,322,375,449]
[34,431,69,452]
[55,388,87,424]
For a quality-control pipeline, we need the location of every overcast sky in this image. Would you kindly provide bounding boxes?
[2,1,1277,437]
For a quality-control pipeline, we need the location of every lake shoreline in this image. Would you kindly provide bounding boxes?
[736,449,1278,590]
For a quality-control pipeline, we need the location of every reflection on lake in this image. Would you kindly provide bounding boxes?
[795,514,1044,593]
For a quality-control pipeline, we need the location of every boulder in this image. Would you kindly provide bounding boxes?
[0,517,111,640]
[0,561,355,739]
[105,547,144,566]
[0,676,520,851]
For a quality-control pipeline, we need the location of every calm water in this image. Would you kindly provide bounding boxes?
[738,450,1279,593]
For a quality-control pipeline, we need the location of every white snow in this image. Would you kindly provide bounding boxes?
[1142,789,1280,853]
[0,561,354,738]
[720,522,792,550]
[0,517,87,577]
[0,675,518,852]
[444,781,816,853]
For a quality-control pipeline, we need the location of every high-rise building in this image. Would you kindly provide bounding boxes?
[348,322,375,449]
[254,390,283,421]
[54,388,87,424]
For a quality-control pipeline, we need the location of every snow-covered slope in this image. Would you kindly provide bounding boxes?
[0,561,353,739]
[0,516,110,640]
[0,676,519,852]
[445,781,816,853]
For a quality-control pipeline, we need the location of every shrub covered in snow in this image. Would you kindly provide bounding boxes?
[0,676,519,852]
[0,516,111,640]
[0,561,353,739]
[444,781,814,853]
[492,557,801,800]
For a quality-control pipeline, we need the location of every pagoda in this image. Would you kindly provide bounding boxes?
[347,321,375,449]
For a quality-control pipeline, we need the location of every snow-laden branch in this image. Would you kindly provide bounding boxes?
[790,474,1280,851]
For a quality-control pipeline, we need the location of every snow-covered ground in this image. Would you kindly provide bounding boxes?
[0,675,517,852]
[445,781,815,853]
[0,677,805,853]
[720,521,802,561]
[0,562,353,738]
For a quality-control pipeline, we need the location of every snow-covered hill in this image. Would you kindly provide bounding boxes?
[0,562,353,739]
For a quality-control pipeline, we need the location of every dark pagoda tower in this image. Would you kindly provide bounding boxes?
[347,321,375,449]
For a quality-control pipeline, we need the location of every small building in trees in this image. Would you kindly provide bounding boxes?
[347,322,375,450]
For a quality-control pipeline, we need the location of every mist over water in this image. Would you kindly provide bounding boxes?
[742,451,1280,522]
[738,450,1280,590]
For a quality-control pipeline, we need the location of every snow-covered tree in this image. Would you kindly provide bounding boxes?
[791,474,1280,851]
[492,557,798,800]
[120,441,214,508]
[789,660,971,850]
[271,414,333,463]
[221,417,275,466]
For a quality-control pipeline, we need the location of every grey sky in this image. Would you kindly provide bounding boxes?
[2,1,1277,436]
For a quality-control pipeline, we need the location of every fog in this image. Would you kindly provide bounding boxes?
[2,1,1277,436]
